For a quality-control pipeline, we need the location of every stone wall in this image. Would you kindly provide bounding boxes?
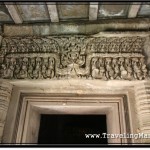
[0,80,12,143]
[135,81,150,143]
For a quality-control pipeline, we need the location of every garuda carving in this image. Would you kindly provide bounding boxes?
[0,35,148,80]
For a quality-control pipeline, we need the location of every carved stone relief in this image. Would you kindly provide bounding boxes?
[0,35,148,80]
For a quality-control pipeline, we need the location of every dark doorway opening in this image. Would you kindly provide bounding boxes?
[38,114,107,144]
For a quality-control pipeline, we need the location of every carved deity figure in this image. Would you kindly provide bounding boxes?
[28,65,33,79]
[42,44,49,52]
[19,65,28,79]
[32,63,41,79]
[119,58,128,79]
[139,57,147,79]
[112,58,120,79]
[1,63,14,79]
[91,58,99,79]
[19,58,28,79]
[41,65,47,79]
[14,65,20,79]
[132,58,143,80]
[124,58,133,80]
[18,43,26,52]
[10,43,17,53]
[105,58,115,80]
[91,58,106,80]
[1,64,8,78]
[46,58,55,78]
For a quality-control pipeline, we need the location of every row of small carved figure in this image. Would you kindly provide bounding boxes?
[0,56,148,80]
[91,57,148,80]
[0,57,55,79]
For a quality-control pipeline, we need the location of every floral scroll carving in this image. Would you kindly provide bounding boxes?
[0,35,148,80]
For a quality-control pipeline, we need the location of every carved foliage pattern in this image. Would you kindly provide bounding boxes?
[0,35,148,80]
[86,37,145,53]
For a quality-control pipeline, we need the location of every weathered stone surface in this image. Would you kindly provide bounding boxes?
[16,3,49,21]
[57,2,88,20]
[138,3,150,16]
[4,25,33,36]
[51,24,85,35]
[0,80,12,143]
[0,4,13,22]
[3,18,150,36]
[98,3,129,18]
[135,81,150,143]
[33,24,50,36]
[33,24,85,35]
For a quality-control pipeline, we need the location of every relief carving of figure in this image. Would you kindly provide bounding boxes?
[119,58,128,79]
[112,58,120,79]
[139,57,147,79]
[19,58,28,79]
[91,58,99,79]
[32,63,41,79]
[41,65,47,79]
[1,63,14,79]
[91,58,106,80]
[32,57,42,79]
[14,58,21,79]
[105,58,115,80]
[46,58,55,78]
[124,58,133,80]
[28,65,33,79]
[132,58,143,80]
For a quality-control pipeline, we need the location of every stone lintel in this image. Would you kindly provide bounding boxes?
[3,18,150,36]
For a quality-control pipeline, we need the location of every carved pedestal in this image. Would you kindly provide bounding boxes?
[0,80,12,143]
[135,81,150,143]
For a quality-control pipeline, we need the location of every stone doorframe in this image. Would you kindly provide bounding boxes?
[1,79,150,144]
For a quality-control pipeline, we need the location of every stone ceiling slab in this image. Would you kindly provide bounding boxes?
[98,2,129,18]
[57,2,89,20]
[16,2,50,22]
[0,3,13,22]
[0,3,150,24]
[138,2,150,16]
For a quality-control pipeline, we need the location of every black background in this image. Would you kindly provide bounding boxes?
[38,114,107,144]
